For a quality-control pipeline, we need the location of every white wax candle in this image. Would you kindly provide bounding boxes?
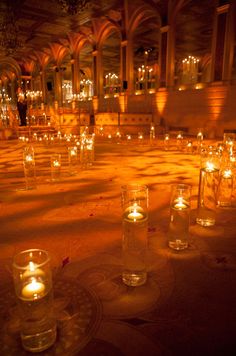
[70,149,76,156]
[22,278,45,299]
[174,197,188,210]
[223,169,232,179]
[25,154,33,162]
[205,162,215,172]
[127,204,144,221]
[53,160,60,167]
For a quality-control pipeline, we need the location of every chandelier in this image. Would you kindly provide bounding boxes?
[57,0,90,15]
[0,4,23,55]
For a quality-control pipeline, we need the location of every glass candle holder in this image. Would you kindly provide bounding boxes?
[138,132,144,145]
[186,140,193,154]
[116,131,122,144]
[80,134,94,169]
[223,132,235,153]
[51,154,61,182]
[196,148,220,226]
[176,132,184,150]
[23,146,37,190]
[68,146,78,175]
[197,129,204,153]
[12,249,57,352]
[121,184,148,287]
[217,165,234,207]
[168,184,191,251]
[164,133,170,150]
[150,125,155,145]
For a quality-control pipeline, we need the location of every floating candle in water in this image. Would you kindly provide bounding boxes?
[223,169,232,179]
[70,149,77,156]
[22,278,45,300]
[25,154,33,162]
[127,203,144,221]
[173,196,188,209]
[197,132,203,140]
[205,161,215,172]
[53,160,60,167]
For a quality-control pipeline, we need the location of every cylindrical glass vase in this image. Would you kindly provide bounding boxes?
[168,183,191,250]
[23,146,37,190]
[196,148,220,226]
[68,146,78,175]
[80,134,95,169]
[217,165,234,207]
[51,154,61,182]
[121,184,148,287]
[12,249,57,352]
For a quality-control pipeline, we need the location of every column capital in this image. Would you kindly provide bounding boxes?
[216,4,230,14]
[92,50,98,56]
[217,4,230,14]
[160,25,170,34]
[121,40,128,47]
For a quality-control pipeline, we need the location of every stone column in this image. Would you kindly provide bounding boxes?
[71,57,80,96]
[92,50,98,97]
[120,40,128,92]
[159,25,175,88]
[211,3,233,82]
[54,67,62,106]
[40,70,46,104]
[126,39,134,94]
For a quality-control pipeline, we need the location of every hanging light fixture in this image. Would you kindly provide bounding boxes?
[57,0,90,15]
[0,2,23,55]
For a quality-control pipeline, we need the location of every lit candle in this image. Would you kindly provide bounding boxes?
[25,154,33,162]
[223,169,232,179]
[197,132,203,140]
[205,161,215,172]
[53,160,60,167]
[127,203,144,221]
[70,149,76,156]
[174,197,188,210]
[22,277,45,300]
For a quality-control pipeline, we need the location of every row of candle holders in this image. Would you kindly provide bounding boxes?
[169,144,235,251]
[13,134,235,353]
[23,134,95,189]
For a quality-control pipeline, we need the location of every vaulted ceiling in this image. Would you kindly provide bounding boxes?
[0,0,234,81]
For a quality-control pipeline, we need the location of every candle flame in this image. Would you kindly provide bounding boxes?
[29,261,35,272]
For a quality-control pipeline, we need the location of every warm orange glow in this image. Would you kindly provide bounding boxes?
[92,97,99,112]
[155,90,168,115]
[118,94,127,113]
[206,87,227,121]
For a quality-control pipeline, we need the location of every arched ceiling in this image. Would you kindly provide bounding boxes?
[0,0,234,79]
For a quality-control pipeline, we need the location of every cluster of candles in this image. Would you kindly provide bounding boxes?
[0,88,11,103]
[104,73,119,87]
[137,65,154,82]
[26,90,43,102]
[182,55,200,72]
